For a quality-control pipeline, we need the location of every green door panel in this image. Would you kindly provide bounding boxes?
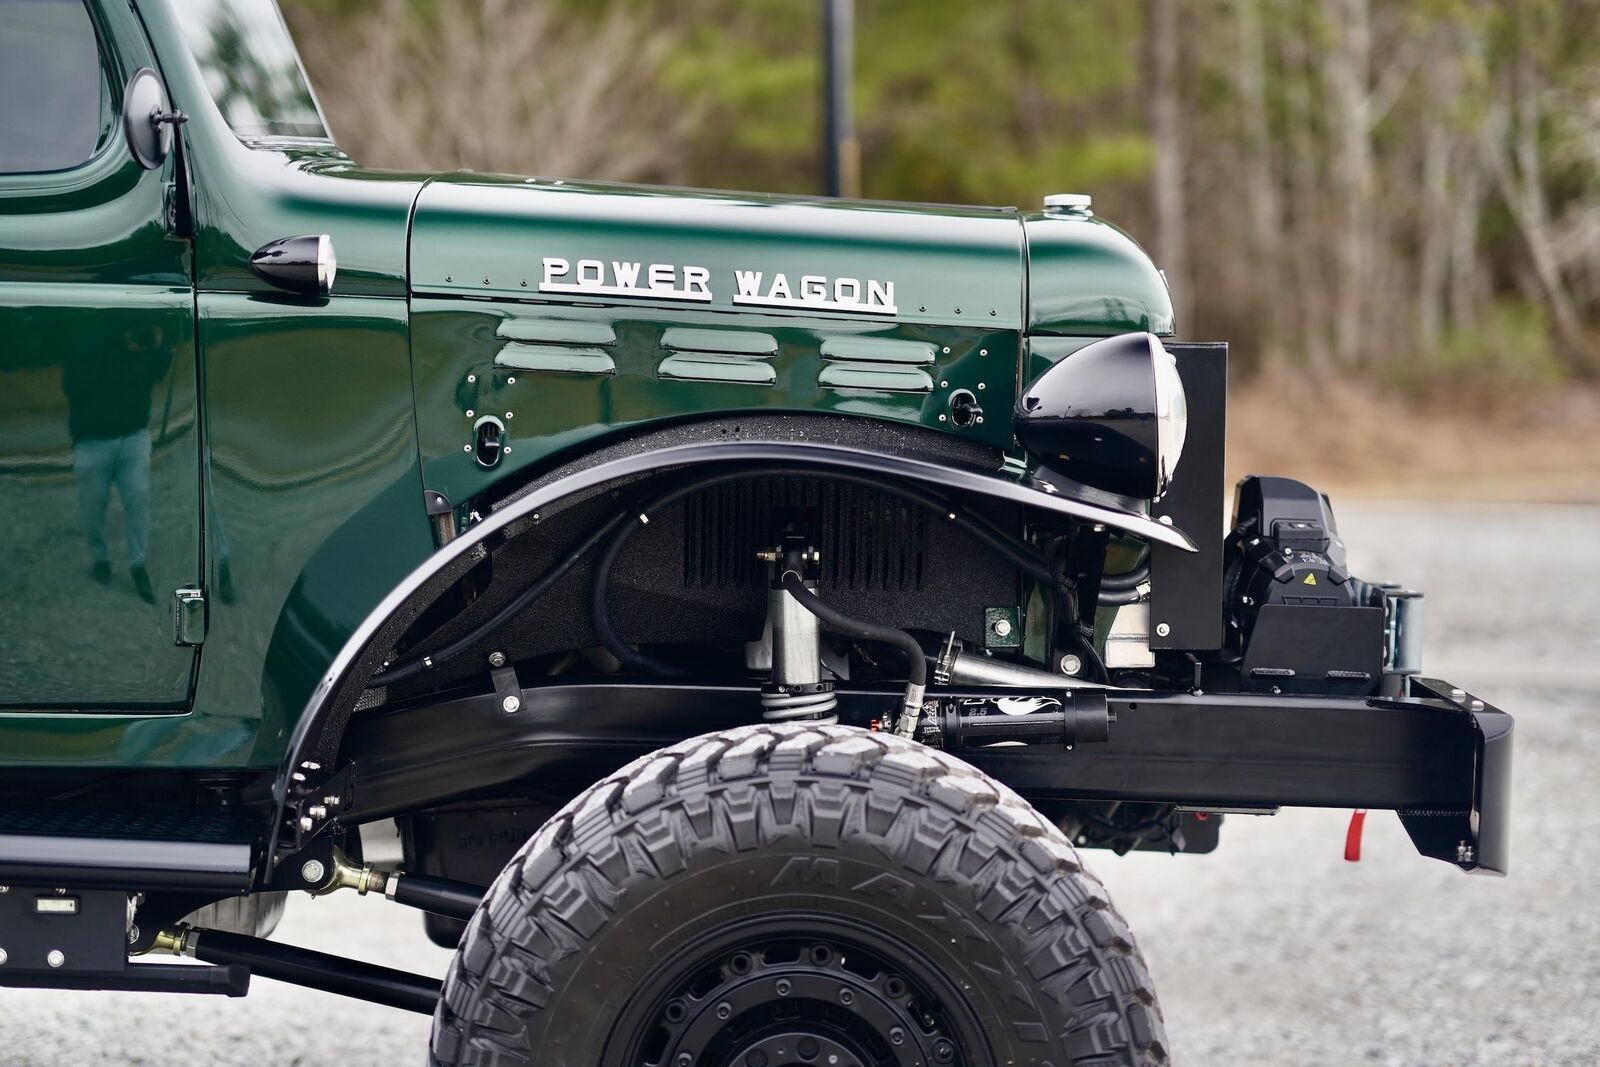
[410,298,1020,510]
[0,284,199,707]
[0,0,201,710]
[0,294,433,767]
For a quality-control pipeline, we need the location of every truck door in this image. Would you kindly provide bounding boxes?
[0,0,201,708]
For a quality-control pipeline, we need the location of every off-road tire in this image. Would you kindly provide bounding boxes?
[430,723,1167,1066]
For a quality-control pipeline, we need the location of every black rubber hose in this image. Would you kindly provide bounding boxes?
[371,509,632,687]
[1100,553,1151,591]
[1097,585,1146,606]
[780,570,926,690]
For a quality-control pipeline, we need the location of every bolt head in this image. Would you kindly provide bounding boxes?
[0,948,7,965]
[1060,654,1083,676]
[47,950,65,968]
[990,618,1013,638]
[301,859,327,884]
[127,925,140,945]
[1156,622,1172,637]
[298,816,315,833]
[488,651,508,668]
[502,695,522,714]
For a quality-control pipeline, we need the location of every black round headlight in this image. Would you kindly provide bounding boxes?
[1015,332,1188,499]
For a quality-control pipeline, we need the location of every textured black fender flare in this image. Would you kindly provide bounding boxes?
[268,439,1195,862]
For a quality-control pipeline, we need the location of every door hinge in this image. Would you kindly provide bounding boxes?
[173,587,207,646]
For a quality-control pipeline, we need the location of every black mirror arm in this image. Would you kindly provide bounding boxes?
[151,108,193,239]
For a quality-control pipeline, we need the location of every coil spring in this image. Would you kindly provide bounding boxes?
[760,687,839,724]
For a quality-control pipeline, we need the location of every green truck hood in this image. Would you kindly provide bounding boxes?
[409,175,1174,337]
[1022,210,1175,337]
[410,175,1026,329]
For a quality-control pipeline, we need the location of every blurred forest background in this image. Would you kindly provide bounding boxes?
[281,0,1600,495]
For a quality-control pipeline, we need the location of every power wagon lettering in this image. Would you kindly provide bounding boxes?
[539,257,897,315]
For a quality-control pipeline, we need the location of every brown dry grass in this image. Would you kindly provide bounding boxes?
[1226,373,1600,501]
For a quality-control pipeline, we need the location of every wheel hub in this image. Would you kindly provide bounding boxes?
[632,936,968,1067]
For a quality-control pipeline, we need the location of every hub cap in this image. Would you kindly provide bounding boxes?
[614,927,985,1067]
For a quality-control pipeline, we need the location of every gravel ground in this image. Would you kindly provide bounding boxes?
[2,502,1595,1066]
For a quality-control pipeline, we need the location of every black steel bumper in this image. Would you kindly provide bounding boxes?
[340,675,1513,875]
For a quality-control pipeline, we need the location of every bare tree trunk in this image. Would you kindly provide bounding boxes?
[1234,0,1282,353]
[1481,8,1595,374]
[1323,0,1373,370]
[1447,160,1484,331]
[1416,31,1456,352]
[1281,2,1330,373]
[1146,0,1191,332]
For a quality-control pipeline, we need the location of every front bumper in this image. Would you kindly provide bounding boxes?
[960,676,1513,875]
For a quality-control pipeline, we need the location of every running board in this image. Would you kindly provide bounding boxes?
[0,962,249,997]
[0,806,257,893]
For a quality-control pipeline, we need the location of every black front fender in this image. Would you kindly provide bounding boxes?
[268,437,1195,863]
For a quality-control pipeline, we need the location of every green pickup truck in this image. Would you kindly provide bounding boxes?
[0,2,1511,1064]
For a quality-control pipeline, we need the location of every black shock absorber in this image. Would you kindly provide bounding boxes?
[919,690,1112,751]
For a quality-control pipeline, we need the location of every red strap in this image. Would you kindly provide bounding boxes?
[1344,809,1367,862]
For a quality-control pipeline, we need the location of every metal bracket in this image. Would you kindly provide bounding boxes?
[279,762,355,859]
[982,606,1021,650]
[488,653,523,714]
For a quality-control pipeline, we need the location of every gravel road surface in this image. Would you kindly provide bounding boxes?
[3,502,1595,1066]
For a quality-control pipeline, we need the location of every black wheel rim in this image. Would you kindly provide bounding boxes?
[608,914,993,1067]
